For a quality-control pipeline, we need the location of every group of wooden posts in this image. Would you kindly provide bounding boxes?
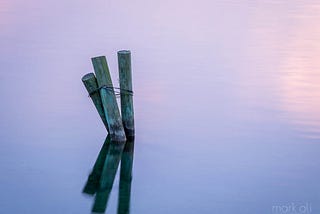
[81,50,135,213]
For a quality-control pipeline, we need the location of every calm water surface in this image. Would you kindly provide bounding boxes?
[0,0,319,213]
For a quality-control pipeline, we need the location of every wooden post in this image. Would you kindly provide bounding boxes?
[118,50,135,137]
[92,56,126,142]
[92,139,125,213]
[81,73,109,132]
[117,137,135,214]
[82,136,110,195]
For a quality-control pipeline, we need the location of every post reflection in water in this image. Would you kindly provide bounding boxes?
[82,136,135,214]
[117,137,134,214]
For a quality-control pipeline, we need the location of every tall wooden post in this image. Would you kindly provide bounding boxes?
[92,56,126,142]
[81,73,109,131]
[118,50,135,137]
[117,137,135,214]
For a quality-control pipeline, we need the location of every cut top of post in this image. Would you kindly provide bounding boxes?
[81,73,97,94]
[118,50,130,54]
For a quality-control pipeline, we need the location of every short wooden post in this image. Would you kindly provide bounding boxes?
[82,136,110,195]
[81,73,109,131]
[117,137,135,214]
[118,50,135,137]
[92,56,126,142]
[92,139,125,213]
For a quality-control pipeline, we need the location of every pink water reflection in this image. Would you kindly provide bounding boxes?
[279,3,320,139]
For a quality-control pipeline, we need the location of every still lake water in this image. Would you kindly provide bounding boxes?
[0,0,319,213]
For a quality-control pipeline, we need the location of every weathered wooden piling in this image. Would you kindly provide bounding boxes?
[118,50,135,137]
[117,50,135,213]
[82,52,135,213]
[92,56,126,142]
[117,137,135,214]
[92,139,125,213]
[81,73,109,131]
[82,136,110,195]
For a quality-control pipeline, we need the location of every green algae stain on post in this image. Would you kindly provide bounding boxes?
[81,73,109,132]
[118,50,135,137]
[92,56,126,142]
